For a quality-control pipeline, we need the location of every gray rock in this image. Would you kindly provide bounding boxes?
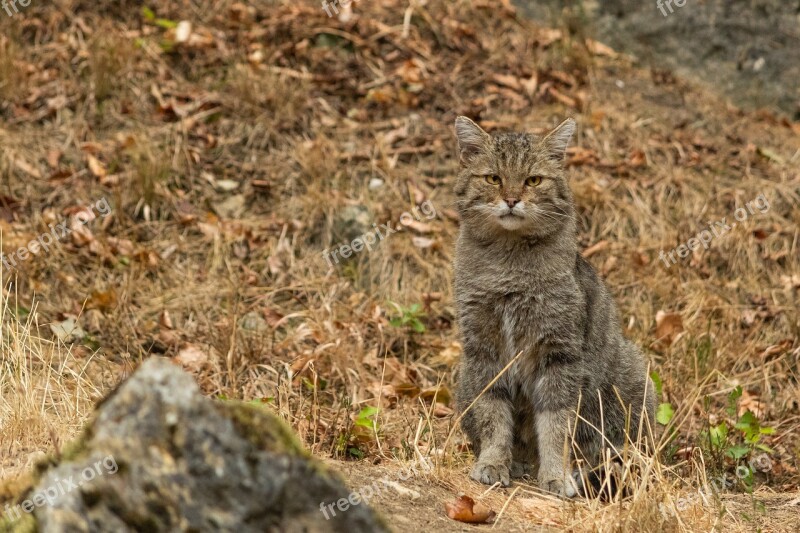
[21,358,388,533]
[333,205,372,245]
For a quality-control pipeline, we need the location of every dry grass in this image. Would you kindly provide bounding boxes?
[0,287,117,487]
[0,0,798,531]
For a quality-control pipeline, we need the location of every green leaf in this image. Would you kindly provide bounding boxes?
[354,405,379,428]
[726,445,750,460]
[726,386,742,417]
[347,447,364,459]
[735,411,761,441]
[656,402,674,425]
[650,371,663,397]
[141,6,155,20]
[755,443,775,454]
[155,18,178,29]
[411,319,426,333]
[709,422,728,450]
[357,406,378,419]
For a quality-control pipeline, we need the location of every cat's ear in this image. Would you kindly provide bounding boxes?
[455,116,491,164]
[540,118,576,162]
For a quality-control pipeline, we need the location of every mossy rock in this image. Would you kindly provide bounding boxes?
[5,358,388,533]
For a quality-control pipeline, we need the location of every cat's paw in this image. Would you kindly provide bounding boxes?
[510,461,534,479]
[539,473,579,498]
[470,461,511,486]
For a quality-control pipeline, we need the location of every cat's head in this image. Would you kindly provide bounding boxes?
[454,117,576,240]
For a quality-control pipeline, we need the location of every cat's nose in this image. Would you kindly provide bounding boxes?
[505,198,519,208]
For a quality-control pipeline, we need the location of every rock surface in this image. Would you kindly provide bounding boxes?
[516,0,800,117]
[15,358,387,533]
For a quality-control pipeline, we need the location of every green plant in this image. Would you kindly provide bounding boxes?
[354,405,379,431]
[388,302,426,333]
[650,371,675,426]
[701,386,775,490]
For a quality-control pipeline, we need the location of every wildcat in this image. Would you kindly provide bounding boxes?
[453,116,656,497]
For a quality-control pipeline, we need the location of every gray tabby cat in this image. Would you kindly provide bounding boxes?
[453,116,656,497]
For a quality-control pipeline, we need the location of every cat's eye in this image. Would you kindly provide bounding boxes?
[484,175,501,185]
[525,176,543,187]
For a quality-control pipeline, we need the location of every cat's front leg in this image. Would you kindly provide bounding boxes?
[535,409,579,497]
[466,390,513,486]
[458,358,514,486]
[530,352,584,497]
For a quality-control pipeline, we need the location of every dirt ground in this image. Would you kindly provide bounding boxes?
[0,0,798,531]
[329,459,800,532]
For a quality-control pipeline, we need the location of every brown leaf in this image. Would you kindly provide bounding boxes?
[87,155,107,178]
[522,72,538,98]
[445,495,495,524]
[655,311,684,347]
[585,38,618,58]
[628,149,647,168]
[420,385,452,407]
[535,28,562,47]
[491,73,522,91]
[86,289,117,312]
[566,146,599,167]
[547,87,577,109]
[46,150,63,169]
[738,389,766,419]
[12,157,41,178]
[433,403,454,417]
[107,237,134,256]
[160,310,174,329]
[396,59,425,84]
[411,236,437,249]
[759,339,793,360]
[175,344,208,372]
[631,249,650,267]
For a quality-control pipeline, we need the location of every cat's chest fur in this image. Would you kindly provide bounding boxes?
[454,239,581,367]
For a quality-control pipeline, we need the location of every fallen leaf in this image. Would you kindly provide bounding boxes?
[420,385,452,406]
[585,38,618,58]
[547,87,577,109]
[411,236,437,249]
[86,289,117,312]
[87,155,107,178]
[535,28,562,47]
[433,403,454,417]
[655,311,684,347]
[628,149,647,167]
[738,389,766,419]
[445,495,495,524]
[780,274,800,291]
[491,73,522,91]
[433,342,461,366]
[46,150,62,168]
[50,316,86,343]
[160,310,174,329]
[175,344,208,372]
